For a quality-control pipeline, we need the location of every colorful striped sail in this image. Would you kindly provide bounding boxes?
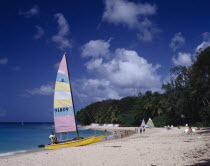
[140,119,145,127]
[146,118,154,127]
[54,54,76,133]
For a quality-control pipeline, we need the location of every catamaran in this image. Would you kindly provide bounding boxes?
[39,53,103,149]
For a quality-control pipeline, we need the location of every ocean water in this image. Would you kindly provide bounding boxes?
[0,123,107,156]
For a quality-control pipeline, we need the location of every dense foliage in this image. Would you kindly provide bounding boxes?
[76,47,210,127]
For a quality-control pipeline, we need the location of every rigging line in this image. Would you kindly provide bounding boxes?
[83,109,97,136]
[65,53,79,138]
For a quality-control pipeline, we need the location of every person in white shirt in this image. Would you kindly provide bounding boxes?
[49,131,59,144]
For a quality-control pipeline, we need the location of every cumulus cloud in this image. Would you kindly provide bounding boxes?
[52,13,72,50]
[75,78,120,102]
[19,5,39,18]
[169,32,185,51]
[25,83,54,96]
[196,41,210,52]
[93,48,161,88]
[137,27,159,42]
[172,52,193,67]
[195,32,210,52]
[77,41,162,104]
[81,40,110,57]
[0,57,8,65]
[85,58,103,70]
[34,26,45,39]
[102,0,159,42]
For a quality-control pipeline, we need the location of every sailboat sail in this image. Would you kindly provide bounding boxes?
[37,53,105,149]
[140,119,145,127]
[146,118,154,127]
[54,54,76,133]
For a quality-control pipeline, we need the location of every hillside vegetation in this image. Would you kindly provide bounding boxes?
[76,47,210,127]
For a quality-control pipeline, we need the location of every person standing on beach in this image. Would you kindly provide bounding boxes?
[140,127,142,134]
[104,130,108,140]
[114,131,118,139]
[120,131,123,138]
[188,126,193,134]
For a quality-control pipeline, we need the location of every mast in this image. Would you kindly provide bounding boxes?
[64,53,79,137]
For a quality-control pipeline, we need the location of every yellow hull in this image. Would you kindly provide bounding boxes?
[90,135,104,144]
[45,136,95,149]
[45,135,104,150]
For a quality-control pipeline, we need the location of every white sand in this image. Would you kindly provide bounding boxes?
[0,127,210,166]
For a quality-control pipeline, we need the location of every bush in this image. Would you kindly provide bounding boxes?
[117,112,135,127]
[195,122,203,128]
[152,114,172,127]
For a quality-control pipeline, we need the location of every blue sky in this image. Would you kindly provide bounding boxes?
[0,0,210,122]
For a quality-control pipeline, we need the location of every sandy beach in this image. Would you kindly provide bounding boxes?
[0,127,210,166]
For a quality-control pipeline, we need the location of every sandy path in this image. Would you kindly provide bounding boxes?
[0,127,210,166]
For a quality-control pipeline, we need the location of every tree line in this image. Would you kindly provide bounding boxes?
[76,47,210,127]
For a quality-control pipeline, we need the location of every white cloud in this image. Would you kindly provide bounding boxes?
[75,78,120,102]
[0,107,7,117]
[25,83,54,96]
[102,0,159,42]
[52,13,71,50]
[0,57,8,65]
[100,48,161,88]
[169,32,185,51]
[77,42,162,104]
[137,28,152,42]
[34,26,45,39]
[81,40,110,57]
[172,52,193,67]
[194,32,210,53]
[103,0,156,28]
[19,5,39,18]
[196,41,210,52]
[201,32,210,41]
[85,58,103,70]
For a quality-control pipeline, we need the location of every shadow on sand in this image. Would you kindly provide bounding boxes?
[197,128,210,135]
[187,159,210,166]
[187,128,210,166]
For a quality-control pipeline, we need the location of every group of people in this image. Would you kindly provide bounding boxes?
[135,127,145,134]
[185,126,196,134]
[165,125,174,130]
[49,124,199,145]
[165,125,196,134]
[49,129,131,144]
[105,130,130,140]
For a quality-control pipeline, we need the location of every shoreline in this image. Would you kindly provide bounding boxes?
[0,127,210,166]
[0,126,131,157]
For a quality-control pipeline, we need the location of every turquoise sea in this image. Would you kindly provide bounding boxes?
[0,123,106,156]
